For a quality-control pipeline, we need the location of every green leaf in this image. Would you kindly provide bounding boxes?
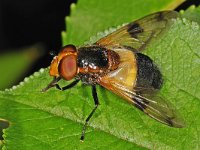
[181,5,200,24]
[62,0,184,46]
[0,45,44,90]
[2,0,200,149]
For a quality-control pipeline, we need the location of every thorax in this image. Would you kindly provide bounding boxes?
[77,45,120,84]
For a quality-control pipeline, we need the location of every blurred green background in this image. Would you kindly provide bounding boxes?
[0,0,77,90]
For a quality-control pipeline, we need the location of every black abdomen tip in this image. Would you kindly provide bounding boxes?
[135,53,163,91]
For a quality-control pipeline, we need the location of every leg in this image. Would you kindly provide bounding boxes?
[42,77,79,92]
[56,79,80,91]
[63,80,79,90]
[41,77,61,92]
[80,85,99,141]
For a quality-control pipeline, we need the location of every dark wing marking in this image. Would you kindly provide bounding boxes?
[95,11,179,51]
[132,93,185,127]
[99,73,185,128]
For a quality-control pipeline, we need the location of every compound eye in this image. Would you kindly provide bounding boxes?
[59,55,77,80]
[61,44,77,53]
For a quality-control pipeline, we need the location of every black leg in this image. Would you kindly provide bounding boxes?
[42,77,79,92]
[49,80,80,91]
[61,80,80,91]
[80,85,99,141]
[41,77,61,92]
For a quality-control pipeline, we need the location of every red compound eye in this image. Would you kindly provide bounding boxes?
[59,55,77,80]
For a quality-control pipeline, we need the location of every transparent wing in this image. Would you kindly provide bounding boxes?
[95,11,179,51]
[98,65,185,128]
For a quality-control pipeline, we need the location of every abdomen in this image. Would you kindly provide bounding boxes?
[135,53,163,91]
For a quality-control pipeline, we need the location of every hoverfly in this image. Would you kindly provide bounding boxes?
[42,11,185,141]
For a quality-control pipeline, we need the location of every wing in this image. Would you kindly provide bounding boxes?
[98,49,185,127]
[95,11,179,51]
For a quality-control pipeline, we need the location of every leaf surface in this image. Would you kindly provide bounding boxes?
[2,1,200,150]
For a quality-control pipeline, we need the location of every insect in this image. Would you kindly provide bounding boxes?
[42,11,185,141]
